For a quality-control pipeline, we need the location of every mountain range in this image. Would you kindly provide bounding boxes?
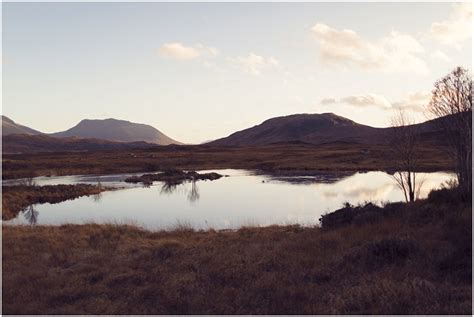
[2,116,180,153]
[2,113,445,153]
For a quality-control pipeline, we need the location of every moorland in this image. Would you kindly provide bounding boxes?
[2,186,471,314]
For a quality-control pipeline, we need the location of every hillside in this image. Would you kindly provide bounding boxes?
[208,113,443,146]
[51,118,181,145]
[2,134,156,154]
[1,116,42,136]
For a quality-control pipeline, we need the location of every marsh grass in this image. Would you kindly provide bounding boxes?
[2,184,114,220]
[2,143,452,180]
[2,187,471,314]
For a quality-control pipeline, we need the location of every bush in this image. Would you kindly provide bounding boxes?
[319,202,383,229]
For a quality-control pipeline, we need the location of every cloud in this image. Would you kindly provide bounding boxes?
[311,23,428,74]
[320,94,391,109]
[391,91,431,113]
[228,53,280,75]
[195,43,220,57]
[320,97,337,105]
[430,50,452,63]
[429,2,472,48]
[159,42,219,60]
[320,91,431,114]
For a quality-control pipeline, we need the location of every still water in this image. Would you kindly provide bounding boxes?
[4,169,453,230]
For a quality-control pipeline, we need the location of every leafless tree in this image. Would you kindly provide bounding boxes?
[428,67,472,198]
[390,110,422,203]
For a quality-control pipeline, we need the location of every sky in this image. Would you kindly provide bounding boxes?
[2,2,472,144]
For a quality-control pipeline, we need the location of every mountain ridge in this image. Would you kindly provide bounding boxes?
[208,113,383,146]
[208,112,444,146]
[1,115,43,136]
[51,118,182,145]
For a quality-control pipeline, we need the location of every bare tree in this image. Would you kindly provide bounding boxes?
[390,110,422,203]
[428,67,472,198]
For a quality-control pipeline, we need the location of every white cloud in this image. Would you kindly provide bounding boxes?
[429,2,472,48]
[159,42,219,60]
[321,94,392,109]
[391,91,431,113]
[195,43,220,57]
[228,53,280,75]
[430,50,452,63]
[311,23,428,74]
[320,91,431,114]
[320,97,337,105]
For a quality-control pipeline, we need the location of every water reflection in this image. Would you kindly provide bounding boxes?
[160,181,180,195]
[22,205,39,225]
[4,170,454,230]
[159,180,201,203]
[92,192,103,203]
[265,171,356,185]
[187,181,200,203]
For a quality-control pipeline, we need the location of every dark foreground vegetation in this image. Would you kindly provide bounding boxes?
[124,169,223,186]
[2,184,113,220]
[2,142,452,180]
[2,186,471,314]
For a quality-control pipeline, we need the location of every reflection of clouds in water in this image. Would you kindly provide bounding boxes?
[316,172,396,201]
[417,176,452,198]
[345,183,396,200]
[319,172,455,202]
[322,183,395,201]
[322,191,339,198]
[5,170,454,230]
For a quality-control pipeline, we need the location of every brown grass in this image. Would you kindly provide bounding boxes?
[2,188,471,314]
[2,142,452,180]
[2,184,113,220]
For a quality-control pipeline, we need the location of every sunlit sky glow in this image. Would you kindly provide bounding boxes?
[2,2,472,144]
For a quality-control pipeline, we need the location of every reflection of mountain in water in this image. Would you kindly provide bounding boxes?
[263,171,356,185]
[159,180,200,203]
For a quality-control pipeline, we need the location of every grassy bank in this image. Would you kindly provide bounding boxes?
[2,184,113,220]
[2,187,471,314]
[2,143,452,179]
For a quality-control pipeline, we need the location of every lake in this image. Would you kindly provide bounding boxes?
[3,169,453,230]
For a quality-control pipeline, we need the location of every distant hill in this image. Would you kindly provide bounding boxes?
[2,134,157,154]
[51,118,181,145]
[208,113,445,146]
[209,113,382,146]
[1,116,42,136]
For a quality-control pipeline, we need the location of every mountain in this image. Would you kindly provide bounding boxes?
[208,112,446,146]
[2,134,157,154]
[209,113,382,146]
[51,118,181,145]
[1,116,43,136]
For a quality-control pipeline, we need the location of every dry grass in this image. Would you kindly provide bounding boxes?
[2,184,113,220]
[2,188,471,314]
[2,142,452,180]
